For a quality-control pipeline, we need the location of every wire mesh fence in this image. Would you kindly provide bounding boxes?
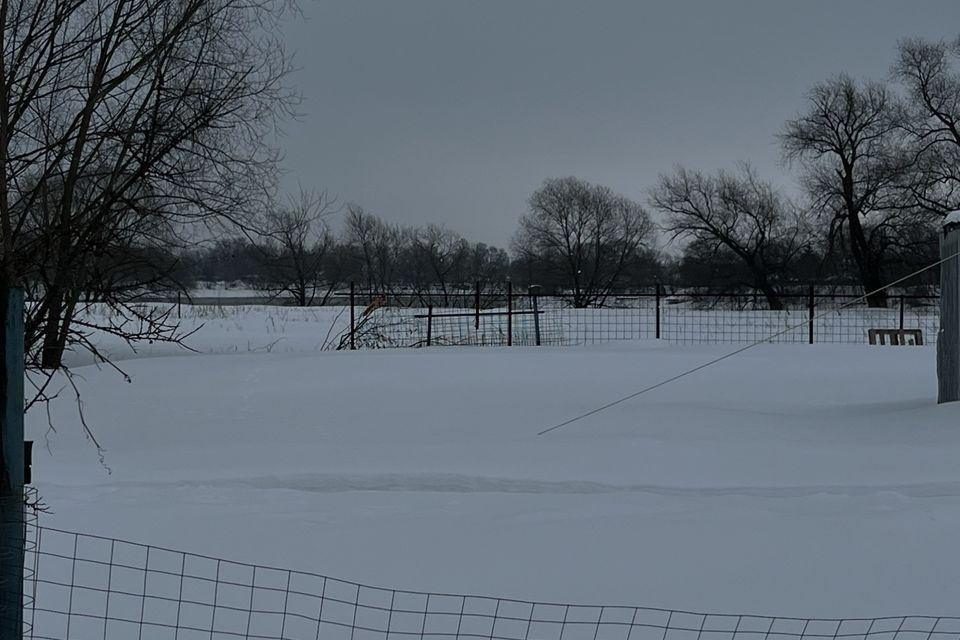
[339,286,940,348]
[658,292,938,345]
[141,283,940,348]
[22,524,960,640]
[5,488,39,639]
[2,494,27,635]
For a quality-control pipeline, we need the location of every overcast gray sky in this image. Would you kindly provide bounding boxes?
[278,1,960,248]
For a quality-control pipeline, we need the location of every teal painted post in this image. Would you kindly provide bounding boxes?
[0,288,25,640]
[939,221,960,402]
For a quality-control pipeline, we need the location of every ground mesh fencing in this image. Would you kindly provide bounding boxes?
[5,488,38,639]
[22,525,960,640]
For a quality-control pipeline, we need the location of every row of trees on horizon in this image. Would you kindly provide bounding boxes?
[181,188,934,310]
[178,37,960,310]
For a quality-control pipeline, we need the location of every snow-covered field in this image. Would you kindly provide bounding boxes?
[26,308,960,629]
[75,301,940,364]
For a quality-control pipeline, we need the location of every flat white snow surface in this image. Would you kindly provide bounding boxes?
[26,340,960,619]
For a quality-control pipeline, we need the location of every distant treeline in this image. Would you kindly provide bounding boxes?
[172,37,960,309]
[170,199,937,308]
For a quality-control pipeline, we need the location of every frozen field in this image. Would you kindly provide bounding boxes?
[24,308,960,627]
[74,301,940,365]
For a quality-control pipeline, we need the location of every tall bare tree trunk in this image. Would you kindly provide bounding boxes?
[40,285,64,369]
[757,281,784,310]
[847,207,887,307]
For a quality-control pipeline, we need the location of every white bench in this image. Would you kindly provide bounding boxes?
[867,328,924,345]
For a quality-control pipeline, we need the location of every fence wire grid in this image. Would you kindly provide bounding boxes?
[146,285,941,349]
[21,523,960,640]
[346,288,940,349]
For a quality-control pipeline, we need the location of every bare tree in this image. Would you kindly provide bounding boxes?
[343,205,403,295]
[0,0,294,376]
[894,37,960,216]
[464,243,510,283]
[650,165,810,309]
[411,224,468,304]
[780,74,915,307]
[255,189,337,306]
[191,238,263,284]
[513,177,653,307]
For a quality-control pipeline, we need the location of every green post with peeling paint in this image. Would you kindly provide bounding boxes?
[0,288,24,640]
[939,222,960,402]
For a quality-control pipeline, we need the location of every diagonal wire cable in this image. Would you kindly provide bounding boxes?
[538,251,957,436]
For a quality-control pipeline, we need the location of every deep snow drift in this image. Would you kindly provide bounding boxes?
[26,329,960,619]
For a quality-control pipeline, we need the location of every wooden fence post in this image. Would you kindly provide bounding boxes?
[939,218,960,402]
[0,288,25,640]
[808,286,815,345]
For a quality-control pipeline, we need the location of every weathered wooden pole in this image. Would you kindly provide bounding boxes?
[938,216,960,403]
[0,288,25,640]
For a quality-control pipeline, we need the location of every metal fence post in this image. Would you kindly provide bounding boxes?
[349,282,356,350]
[899,294,905,333]
[177,291,182,320]
[506,282,513,347]
[808,286,815,345]
[426,305,433,347]
[938,219,960,402]
[0,288,25,640]
[475,281,481,332]
[529,285,542,346]
[655,284,662,340]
